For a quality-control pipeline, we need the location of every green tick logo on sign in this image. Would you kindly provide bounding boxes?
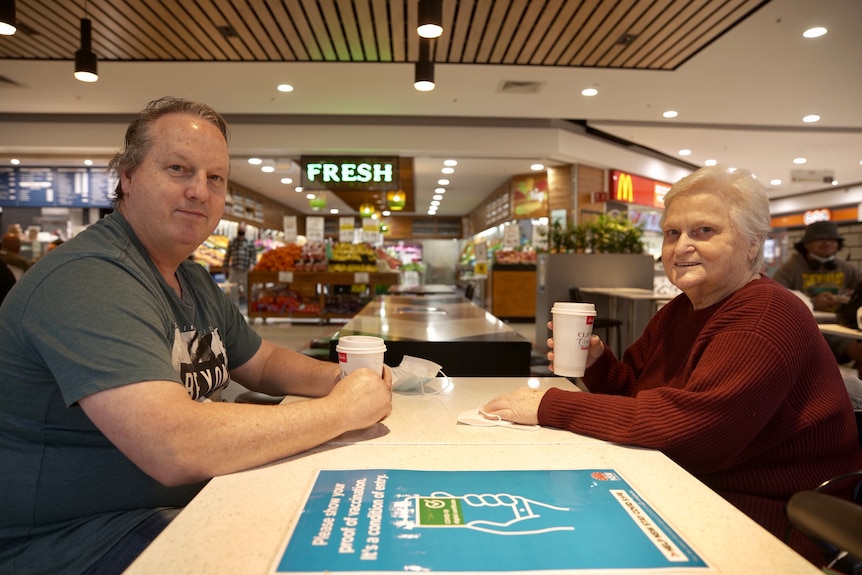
[417,497,465,527]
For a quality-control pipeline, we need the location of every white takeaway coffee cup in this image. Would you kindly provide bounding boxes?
[336,336,387,377]
[551,302,597,378]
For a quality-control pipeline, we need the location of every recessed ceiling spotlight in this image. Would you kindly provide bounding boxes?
[431,200,440,206]
[704,159,717,166]
[802,114,821,123]
[261,163,275,173]
[382,210,391,217]
[581,88,598,97]
[441,167,454,174]
[432,194,443,200]
[280,177,293,185]
[248,158,262,165]
[831,180,838,186]
[10,159,19,165]
[530,163,545,171]
[84,159,93,166]
[276,84,294,92]
[443,159,458,167]
[662,110,678,119]
[678,149,692,156]
[330,208,339,214]
[434,187,446,194]
[437,179,449,186]
[306,193,316,200]
[803,27,827,39]
[295,186,303,193]
[770,179,782,186]
[793,157,807,165]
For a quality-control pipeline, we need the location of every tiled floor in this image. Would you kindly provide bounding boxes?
[223,313,540,401]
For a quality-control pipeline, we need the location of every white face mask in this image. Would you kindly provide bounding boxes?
[390,355,442,391]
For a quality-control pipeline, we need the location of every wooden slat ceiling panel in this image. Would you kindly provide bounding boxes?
[0,0,772,71]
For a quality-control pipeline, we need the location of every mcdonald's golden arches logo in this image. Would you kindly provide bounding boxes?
[616,173,634,203]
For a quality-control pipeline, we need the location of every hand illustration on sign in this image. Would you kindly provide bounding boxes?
[402,490,575,535]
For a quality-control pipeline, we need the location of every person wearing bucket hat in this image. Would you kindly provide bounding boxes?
[772,220,862,369]
[773,220,858,313]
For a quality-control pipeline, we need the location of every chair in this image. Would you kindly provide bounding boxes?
[568,286,623,354]
[786,470,862,572]
[464,282,476,302]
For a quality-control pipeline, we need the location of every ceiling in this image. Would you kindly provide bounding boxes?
[0,0,860,219]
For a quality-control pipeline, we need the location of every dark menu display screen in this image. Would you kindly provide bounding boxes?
[0,166,115,208]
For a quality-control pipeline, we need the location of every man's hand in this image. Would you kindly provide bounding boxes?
[329,366,393,427]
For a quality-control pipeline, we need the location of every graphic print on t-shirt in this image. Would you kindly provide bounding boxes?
[171,327,229,400]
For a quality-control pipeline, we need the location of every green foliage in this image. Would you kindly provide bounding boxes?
[548,215,644,254]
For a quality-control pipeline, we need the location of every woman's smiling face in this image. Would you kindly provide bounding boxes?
[661,191,758,309]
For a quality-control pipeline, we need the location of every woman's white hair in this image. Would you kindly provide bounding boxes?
[659,165,772,271]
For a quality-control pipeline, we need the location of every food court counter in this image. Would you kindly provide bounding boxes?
[126,377,820,575]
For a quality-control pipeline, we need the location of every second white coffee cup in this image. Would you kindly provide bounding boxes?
[551,302,596,378]
[336,335,387,377]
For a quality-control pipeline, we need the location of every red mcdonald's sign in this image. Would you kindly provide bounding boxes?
[610,170,670,208]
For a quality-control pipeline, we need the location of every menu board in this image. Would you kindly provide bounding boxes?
[0,166,115,208]
[273,469,709,573]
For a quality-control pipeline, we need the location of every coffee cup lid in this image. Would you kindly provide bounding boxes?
[336,335,387,352]
[551,302,596,315]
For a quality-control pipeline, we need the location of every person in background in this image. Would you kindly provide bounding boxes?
[0,97,392,575]
[222,224,256,304]
[0,259,15,305]
[771,221,862,371]
[0,232,32,279]
[481,165,862,567]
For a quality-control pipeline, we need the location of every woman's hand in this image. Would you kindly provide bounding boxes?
[481,386,546,425]
[546,320,605,373]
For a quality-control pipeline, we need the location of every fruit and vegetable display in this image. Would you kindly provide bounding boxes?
[294,241,328,272]
[193,234,230,269]
[250,287,321,315]
[493,245,537,265]
[253,243,303,271]
[328,242,378,272]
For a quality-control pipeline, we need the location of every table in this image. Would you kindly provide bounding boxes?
[819,323,862,340]
[813,310,837,324]
[283,377,604,446]
[125,377,821,574]
[580,287,673,353]
[386,284,456,295]
[330,295,532,376]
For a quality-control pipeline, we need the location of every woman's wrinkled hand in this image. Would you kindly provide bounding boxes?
[480,387,546,425]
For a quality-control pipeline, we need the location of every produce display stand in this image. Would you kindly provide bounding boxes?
[248,271,400,323]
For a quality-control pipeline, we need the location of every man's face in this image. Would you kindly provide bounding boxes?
[805,237,839,259]
[119,113,229,261]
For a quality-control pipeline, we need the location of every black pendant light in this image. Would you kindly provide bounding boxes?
[417,0,442,39]
[0,0,16,36]
[74,18,99,82]
[414,38,435,91]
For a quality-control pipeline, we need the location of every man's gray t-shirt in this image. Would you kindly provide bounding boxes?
[0,212,262,574]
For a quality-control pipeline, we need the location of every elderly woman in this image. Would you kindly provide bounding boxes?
[483,165,862,565]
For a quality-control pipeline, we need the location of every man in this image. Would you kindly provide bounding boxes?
[0,232,31,279]
[0,97,392,574]
[772,221,862,369]
[223,225,256,303]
